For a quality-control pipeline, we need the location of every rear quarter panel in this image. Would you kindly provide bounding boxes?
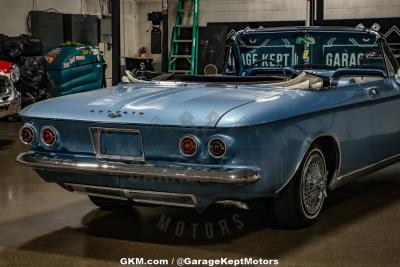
[217,84,376,192]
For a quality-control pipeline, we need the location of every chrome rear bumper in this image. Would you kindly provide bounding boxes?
[16,152,261,185]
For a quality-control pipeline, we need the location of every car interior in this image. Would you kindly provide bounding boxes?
[123,68,387,91]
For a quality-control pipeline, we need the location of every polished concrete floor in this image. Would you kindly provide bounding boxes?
[1,121,400,267]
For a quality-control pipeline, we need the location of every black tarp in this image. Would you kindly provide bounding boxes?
[15,56,54,106]
[0,34,42,58]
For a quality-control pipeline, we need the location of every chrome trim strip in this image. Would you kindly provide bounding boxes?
[336,153,400,181]
[90,127,145,162]
[16,152,261,185]
[65,183,198,208]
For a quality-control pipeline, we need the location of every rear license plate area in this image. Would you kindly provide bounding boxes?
[92,128,144,161]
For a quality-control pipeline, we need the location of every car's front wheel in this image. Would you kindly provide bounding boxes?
[273,144,328,228]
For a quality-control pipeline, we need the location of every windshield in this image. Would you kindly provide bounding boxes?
[236,31,385,73]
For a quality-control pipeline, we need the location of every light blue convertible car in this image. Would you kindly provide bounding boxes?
[17,27,400,228]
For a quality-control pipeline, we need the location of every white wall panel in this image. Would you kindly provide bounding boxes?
[198,0,307,25]
[121,0,138,58]
[134,0,162,69]
[325,0,396,9]
[324,0,400,19]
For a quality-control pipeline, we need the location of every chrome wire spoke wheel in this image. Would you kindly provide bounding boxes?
[300,148,328,219]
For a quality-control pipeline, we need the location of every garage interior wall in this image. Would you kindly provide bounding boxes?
[136,0,400,70]
[0,0,399,71]
[196,0,400,23]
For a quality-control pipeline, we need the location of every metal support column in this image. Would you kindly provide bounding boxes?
[111,0,121,86]
[162,0,169,72]
[316,0,324,23]
[309,0,315,26]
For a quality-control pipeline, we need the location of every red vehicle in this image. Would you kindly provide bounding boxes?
[0,60,20,118]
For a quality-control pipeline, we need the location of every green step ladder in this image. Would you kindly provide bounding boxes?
[168,0,200,75]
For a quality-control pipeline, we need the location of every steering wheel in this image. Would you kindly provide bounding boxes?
[244,59,294,78]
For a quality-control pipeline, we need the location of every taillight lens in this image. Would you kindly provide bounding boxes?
[179,136,198,157]
[19,125,35,145]
[208,138,227,158]
[41,127,57,146]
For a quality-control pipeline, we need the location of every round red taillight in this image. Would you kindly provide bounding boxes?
[179,136,198,157]
[19,125,35,145]
[41,127,57,146]
[208,138,227,158]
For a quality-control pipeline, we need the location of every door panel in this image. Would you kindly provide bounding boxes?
[335,85,374,174]
[369,78,400,162]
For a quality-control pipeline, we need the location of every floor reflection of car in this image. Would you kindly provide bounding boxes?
[16,27,400,228]
[0,60,20,118]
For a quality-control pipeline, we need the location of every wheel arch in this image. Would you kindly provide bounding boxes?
[276,134,341,193]
[313,135,341,188]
